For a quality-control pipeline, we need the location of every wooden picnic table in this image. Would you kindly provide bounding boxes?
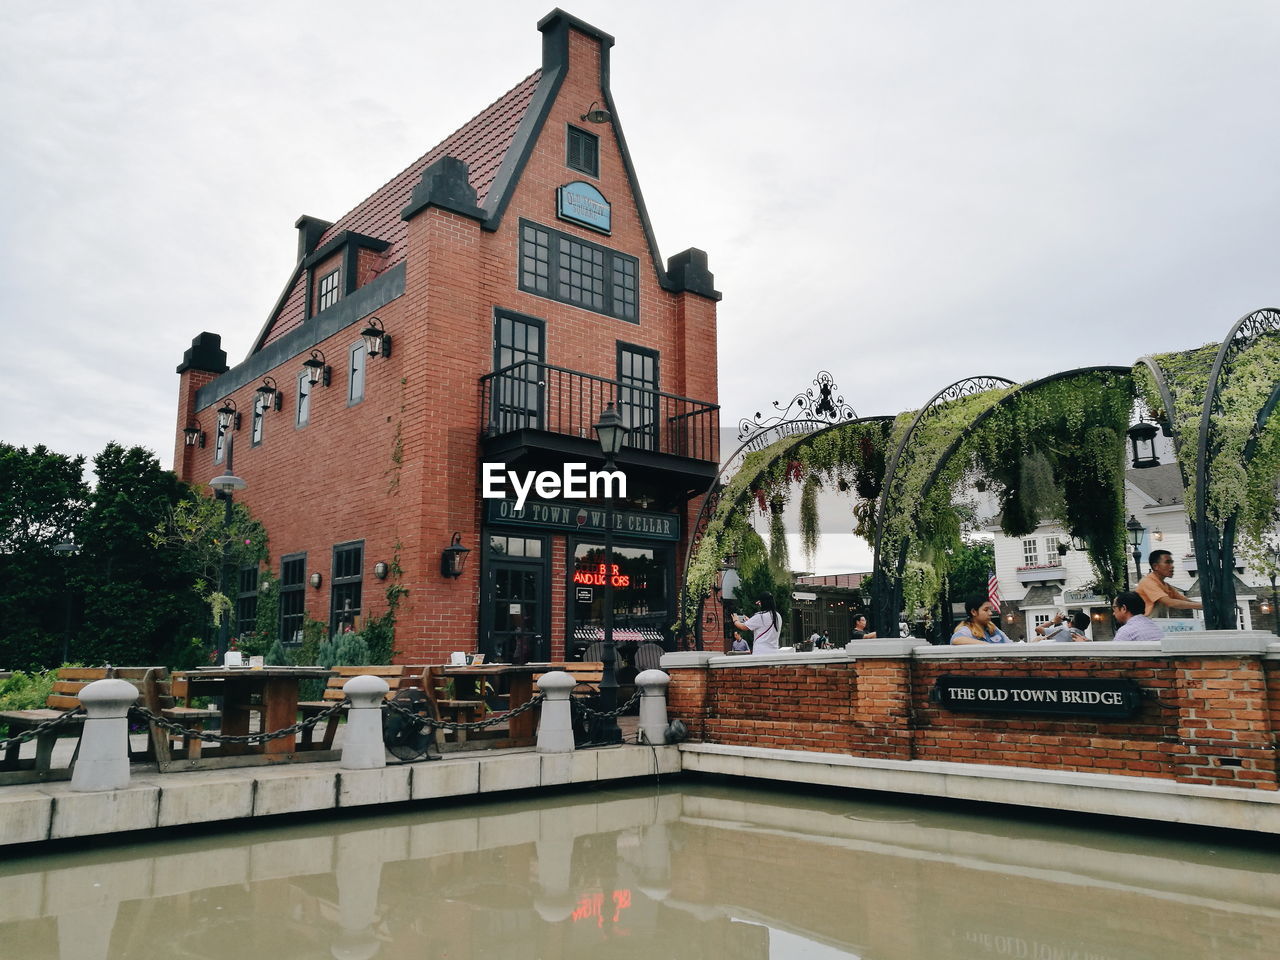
[440,663,549,747]
[175,666,336,769]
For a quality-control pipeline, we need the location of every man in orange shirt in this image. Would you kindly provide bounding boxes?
[1137,549,1203,617]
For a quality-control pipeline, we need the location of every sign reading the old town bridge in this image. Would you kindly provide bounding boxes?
[933,676,1143,719]
[486,497,680,541]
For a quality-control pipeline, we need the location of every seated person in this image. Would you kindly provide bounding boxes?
[1035,610,1090,641]
[849,615,877,639]
[1137,550,1202,617]
[950,596,1012,644]
[1112,591,1163,642]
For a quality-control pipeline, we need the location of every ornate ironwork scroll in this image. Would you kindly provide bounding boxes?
[736,371,856,441]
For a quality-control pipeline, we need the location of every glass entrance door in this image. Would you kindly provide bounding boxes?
[482,534,548,663]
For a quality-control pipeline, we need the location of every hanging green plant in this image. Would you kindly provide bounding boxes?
[769,502,789,571]
[799,474,820,566]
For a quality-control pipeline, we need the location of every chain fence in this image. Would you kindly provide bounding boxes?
[129,701,348,745]
[571,689,641,720]
[3,686,640,755]
[0,708,86,752]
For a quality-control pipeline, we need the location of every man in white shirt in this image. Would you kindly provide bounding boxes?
[1112,591,1163,642]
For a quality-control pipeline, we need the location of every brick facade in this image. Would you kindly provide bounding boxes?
[172,11,719,663]
[666,638,1280,791]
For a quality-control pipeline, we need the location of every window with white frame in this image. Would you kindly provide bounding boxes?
[296,372,310,427]
[1044,536,1060,560]
[1022,538,1039,566]
[318,269,340,311]
[348,341,366,404]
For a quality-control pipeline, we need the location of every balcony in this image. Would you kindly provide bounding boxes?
[1016,562,1067,585]
[479,361,720,501]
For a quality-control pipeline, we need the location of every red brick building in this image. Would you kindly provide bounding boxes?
[172,10,720,666]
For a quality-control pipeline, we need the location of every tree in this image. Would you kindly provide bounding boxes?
[0,444,89,669]
[948,538,995,602]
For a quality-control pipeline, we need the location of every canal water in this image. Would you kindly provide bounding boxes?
[1,781,1277,959]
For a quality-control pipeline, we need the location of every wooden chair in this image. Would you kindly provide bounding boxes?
[421,665,486,750]
[531,662,605,697]
[298,665,421,750]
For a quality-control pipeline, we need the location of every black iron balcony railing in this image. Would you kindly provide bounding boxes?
[480,360,719,463]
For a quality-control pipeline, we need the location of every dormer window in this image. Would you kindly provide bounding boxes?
[318,269,341,311]
[567,125,598,178]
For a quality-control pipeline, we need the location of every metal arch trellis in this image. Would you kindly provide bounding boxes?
[1192,307,1280,629]
[872,367,1132,633]
[677,413,893,649]
[676,371,864,650]
[870,375,1015,630]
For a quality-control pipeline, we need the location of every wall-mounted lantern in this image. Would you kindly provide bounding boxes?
[309,572,322,589]
[183,419,206,448]
[373,561,389,580]
[255,376,283,412]
[441,532,470,578]
[302,349,331,387]
[580,100,612,124]
[216,398,241,432]
[360,317,392,358]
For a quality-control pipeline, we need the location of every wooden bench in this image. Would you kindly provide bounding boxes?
[532,661,604,696]
[147,673,221,767]
[298,665,423,750]
[0,666,219,781]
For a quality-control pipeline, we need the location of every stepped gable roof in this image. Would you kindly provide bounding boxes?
[1127,462,1184,507]
[258,70,541,350]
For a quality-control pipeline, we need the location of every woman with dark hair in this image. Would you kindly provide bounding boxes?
[950,595,1012,645]
[732,594,782,654]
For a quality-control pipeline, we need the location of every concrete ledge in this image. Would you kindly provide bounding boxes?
[915,641,1163,658]
[0,787,53,845]
[50,784,160,839]
[709,650,853,668]
[679,742,1280,834]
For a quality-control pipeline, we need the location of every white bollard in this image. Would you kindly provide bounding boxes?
[340,674,390,769]
[636,669,671,745]
[536,671,576,754]
[70,678,139,792]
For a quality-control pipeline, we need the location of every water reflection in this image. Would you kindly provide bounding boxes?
[1,783,1278,959]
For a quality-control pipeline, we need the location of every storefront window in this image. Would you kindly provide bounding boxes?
[569,542,671,658]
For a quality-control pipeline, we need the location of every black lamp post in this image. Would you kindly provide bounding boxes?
[209,437,247,662]
[1125,515,1146,591]
[52,541,79,663]
[592,402,627,745]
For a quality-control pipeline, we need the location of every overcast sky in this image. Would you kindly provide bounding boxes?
[2,1,1276,572]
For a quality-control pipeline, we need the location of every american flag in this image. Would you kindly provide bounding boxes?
[987,569,1002,613]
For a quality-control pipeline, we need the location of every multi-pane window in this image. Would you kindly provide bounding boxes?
[1044,536,1060,560]
[318,269,341,311]
[493,312,544,432]
[280,554,306,644]
[618,344,658,451]
[1022,538,1039,566]
[348,342,366,404]
[296,372,310,428]
[520,223,551,294]
[518,219,638,322]
[331,541,363,634]
[1033,613,1051,630]
[488,535,543,558]
[566,125,599,177]
[236,566,259,640]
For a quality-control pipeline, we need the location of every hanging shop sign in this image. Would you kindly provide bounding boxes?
[557,181,611,232]
[486,497,681,542]
[932,675,1143,719]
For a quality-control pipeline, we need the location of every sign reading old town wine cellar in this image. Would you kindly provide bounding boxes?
[933,676,1143,719]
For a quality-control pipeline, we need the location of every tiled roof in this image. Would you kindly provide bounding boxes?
[259,70,541,350]
[1020,585,1059,607]
[1127,462,1184,506]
